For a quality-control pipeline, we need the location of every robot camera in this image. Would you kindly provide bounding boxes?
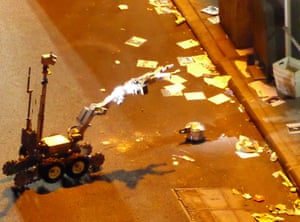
[41,53,57,66]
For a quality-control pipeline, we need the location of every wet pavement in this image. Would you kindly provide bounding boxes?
[1,0,300,222]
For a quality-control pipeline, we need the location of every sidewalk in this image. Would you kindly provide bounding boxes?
[174,0,300,190]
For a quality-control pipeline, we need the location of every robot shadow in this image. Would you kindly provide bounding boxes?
[18,163,174,195]
[91,163,174,189]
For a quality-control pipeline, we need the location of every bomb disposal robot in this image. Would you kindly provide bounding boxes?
[2,53,179,190]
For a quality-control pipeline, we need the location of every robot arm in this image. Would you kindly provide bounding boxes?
[69,64,179,138]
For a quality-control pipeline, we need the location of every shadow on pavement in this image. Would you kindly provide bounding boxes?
[6,163,174,196]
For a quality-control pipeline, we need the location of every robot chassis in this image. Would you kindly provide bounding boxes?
[2,53,179,190]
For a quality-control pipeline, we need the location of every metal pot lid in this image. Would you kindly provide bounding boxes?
[185,121,205,131]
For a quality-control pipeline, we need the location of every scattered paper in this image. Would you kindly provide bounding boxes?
[136,59,158,68]
[184,92,206,101]
[161,84,185,96]
[192,54,212,65]
[272,170,297,192]
[149,0,185,24]
[102,140,111,145]
[270,151,278,162]
[177,56,195,66]
[286,122,300,134]
[161,88,182,96]
[262,96,285,107]
[125,36,147,47]
[208,93,231,105]
[234,60,251,78]
[232,188,241,195]
[201,6,219,15]
[168,75,187,84]
[176,39,200,49]
[248,80,278,98]
[204,75,231,89]
[293,199,300,215]
[118,4,128,10]
[242,193,252,200]
[236,48,254,57]
[251,213,285,222]
[149,0,172,7]
[164,83,186,91]
[236,151,260,159]
[177,54,214,70]
[268,200,300,216]
[207,16,220,24]
[187,63,211,77]
[172,154,195,162]
[235,135,261,153]
[154,6,172,14]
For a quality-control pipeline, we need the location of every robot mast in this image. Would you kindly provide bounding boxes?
[25,67,33,131]
[36,53,57,142]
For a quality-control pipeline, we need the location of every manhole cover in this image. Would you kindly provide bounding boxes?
[172,187,254,222]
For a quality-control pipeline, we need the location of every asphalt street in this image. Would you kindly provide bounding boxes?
[0,0,299,221]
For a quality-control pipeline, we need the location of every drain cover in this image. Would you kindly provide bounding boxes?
[172,187,254,222]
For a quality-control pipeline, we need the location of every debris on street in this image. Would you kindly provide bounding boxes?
[149,0,172,7]
[269,203,288,214]
[183,91,206,101]
[177,54,216,77]
[201,6,219,16]
[286,122,300,134]
[187,62,212,77]
[235,135,263,158]
[168,74,187,84]
[231,188,241,195]
[118,4,128,10]
[204,75,231,89]
[172,157,179,166]
[236,151,259,159]
[224,88,234,96]
[270,151,278,162]
[125,36,147,47]
[101,140,111,145]
[177,56,195,66]
[293,199,300,215]
[208,93,231,105]
[242,193,252,200]
[262,96,285,107]
[176,39,200,49]
[238,104,245,113]
[253,194,266,202]
[251,213,285,222]
[161,83,185,96]
[149,0,186,25]
[234,60,251,78]
[207,16,220,24]
[172,154,195,162]
[172,9,186,25]
[235,135,262,153]
[248,80,285,106]
[231,188,300,220]
[248,80,278,98]
[136,59,158,69]
[272,170,297,193]
[268,200,300,216]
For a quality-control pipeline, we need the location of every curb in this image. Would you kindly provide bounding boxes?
[174,0,300,190]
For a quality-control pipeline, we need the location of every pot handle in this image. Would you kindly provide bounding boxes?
[179,128,190,134]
